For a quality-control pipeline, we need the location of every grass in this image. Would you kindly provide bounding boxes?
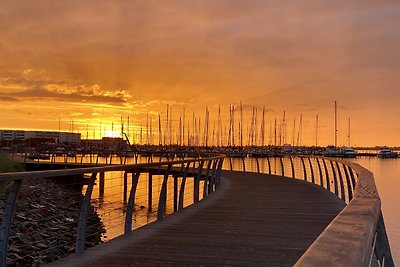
[0,154,24,173]
[0,153,25,192]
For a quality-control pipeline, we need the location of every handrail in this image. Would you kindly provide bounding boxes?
[225,154,394,267]
[0,155,225,182]
[0,154,225,266]
[293,156,394,267]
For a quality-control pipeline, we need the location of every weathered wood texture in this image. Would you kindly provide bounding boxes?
[47,171,345,267]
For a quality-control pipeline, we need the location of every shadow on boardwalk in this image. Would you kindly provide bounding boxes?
[47,170,345,266]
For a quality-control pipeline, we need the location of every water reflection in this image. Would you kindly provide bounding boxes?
[58,155,206,241]
[40,154,398,264]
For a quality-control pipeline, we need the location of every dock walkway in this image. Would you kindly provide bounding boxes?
[48,171,345,266]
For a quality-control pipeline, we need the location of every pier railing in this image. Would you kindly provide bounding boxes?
[226,155,394,267]
[0,155,224,266]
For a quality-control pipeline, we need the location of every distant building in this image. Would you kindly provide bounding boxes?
[0,129,81,144]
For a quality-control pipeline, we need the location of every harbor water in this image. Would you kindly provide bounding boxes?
[46,154,399,263]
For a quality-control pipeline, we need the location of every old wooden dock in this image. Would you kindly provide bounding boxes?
[47,170,345,266]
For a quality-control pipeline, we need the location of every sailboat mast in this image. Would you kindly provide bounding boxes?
[335,101,338,147]
[205,107,209,147]
[261,106,265,147]
[232,105,235,146]
[140,125,143,145]
[179,115,182,146]
[212,120,215,146]
[348,117,351,147]
[282,110,286,145]
[274,117,277,146]
[297,115,302,146]
[121,115,123,140]
[165,104,169,145]
[146,114,149,144]
[240,101,243,147]
[150,117,153,145]
[254,108,258,146]
[127,116,130,144]
[228,105,232,146]
[292,116,296,146]
[169,107,173,145]
[218,105,221,147]
[182,108,186,146]
[316,115,319,147]
[158,114,162,145]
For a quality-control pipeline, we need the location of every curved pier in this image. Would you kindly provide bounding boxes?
[47,170,345,266]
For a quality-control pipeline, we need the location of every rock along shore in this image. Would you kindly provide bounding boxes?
[1,176,105,266]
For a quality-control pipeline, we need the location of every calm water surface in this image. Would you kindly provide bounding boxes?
[52,155,399,263]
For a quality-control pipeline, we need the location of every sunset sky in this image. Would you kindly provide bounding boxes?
[1,1,399,146]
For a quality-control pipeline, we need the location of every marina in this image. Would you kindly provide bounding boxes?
[1,1,400,266]
[1,153,396,266]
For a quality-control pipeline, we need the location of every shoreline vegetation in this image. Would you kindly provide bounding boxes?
[0,154,105,266]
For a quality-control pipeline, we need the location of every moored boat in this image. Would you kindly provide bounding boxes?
[341,147,357,158]
[377,148,398,158]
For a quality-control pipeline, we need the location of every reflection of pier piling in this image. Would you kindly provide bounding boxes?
[99,172,105,200]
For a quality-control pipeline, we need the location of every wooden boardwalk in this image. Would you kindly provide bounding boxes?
[47,171,345,267]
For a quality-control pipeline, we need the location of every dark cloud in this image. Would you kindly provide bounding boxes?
[0,87,126,105]
[0,96,19,102]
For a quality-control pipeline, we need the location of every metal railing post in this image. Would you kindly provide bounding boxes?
[255,156,260,173]
[194,161,204,203]
[322,158,330,191]
[209,159,218,194]
[289,156,295,178]
[330,160,339,197]
[157,164,172,220]
[178,162,191,210]
[316,158,324,188]
[228,157,233,171]
[216,158,224,187]
[125,172,141,234]
[279,157,284,177]
[267,156,271,174]
[308,157,315,184]
[0,179,22,267]
[203,160,212,198]
[300,157,307,181]
[76,172,97,254]
[375,211,395,267]
[335,162,346,201]
[342,164,353,202]
[348,166,357,191]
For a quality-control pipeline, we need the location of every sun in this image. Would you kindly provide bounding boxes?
[103,130,121,138]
